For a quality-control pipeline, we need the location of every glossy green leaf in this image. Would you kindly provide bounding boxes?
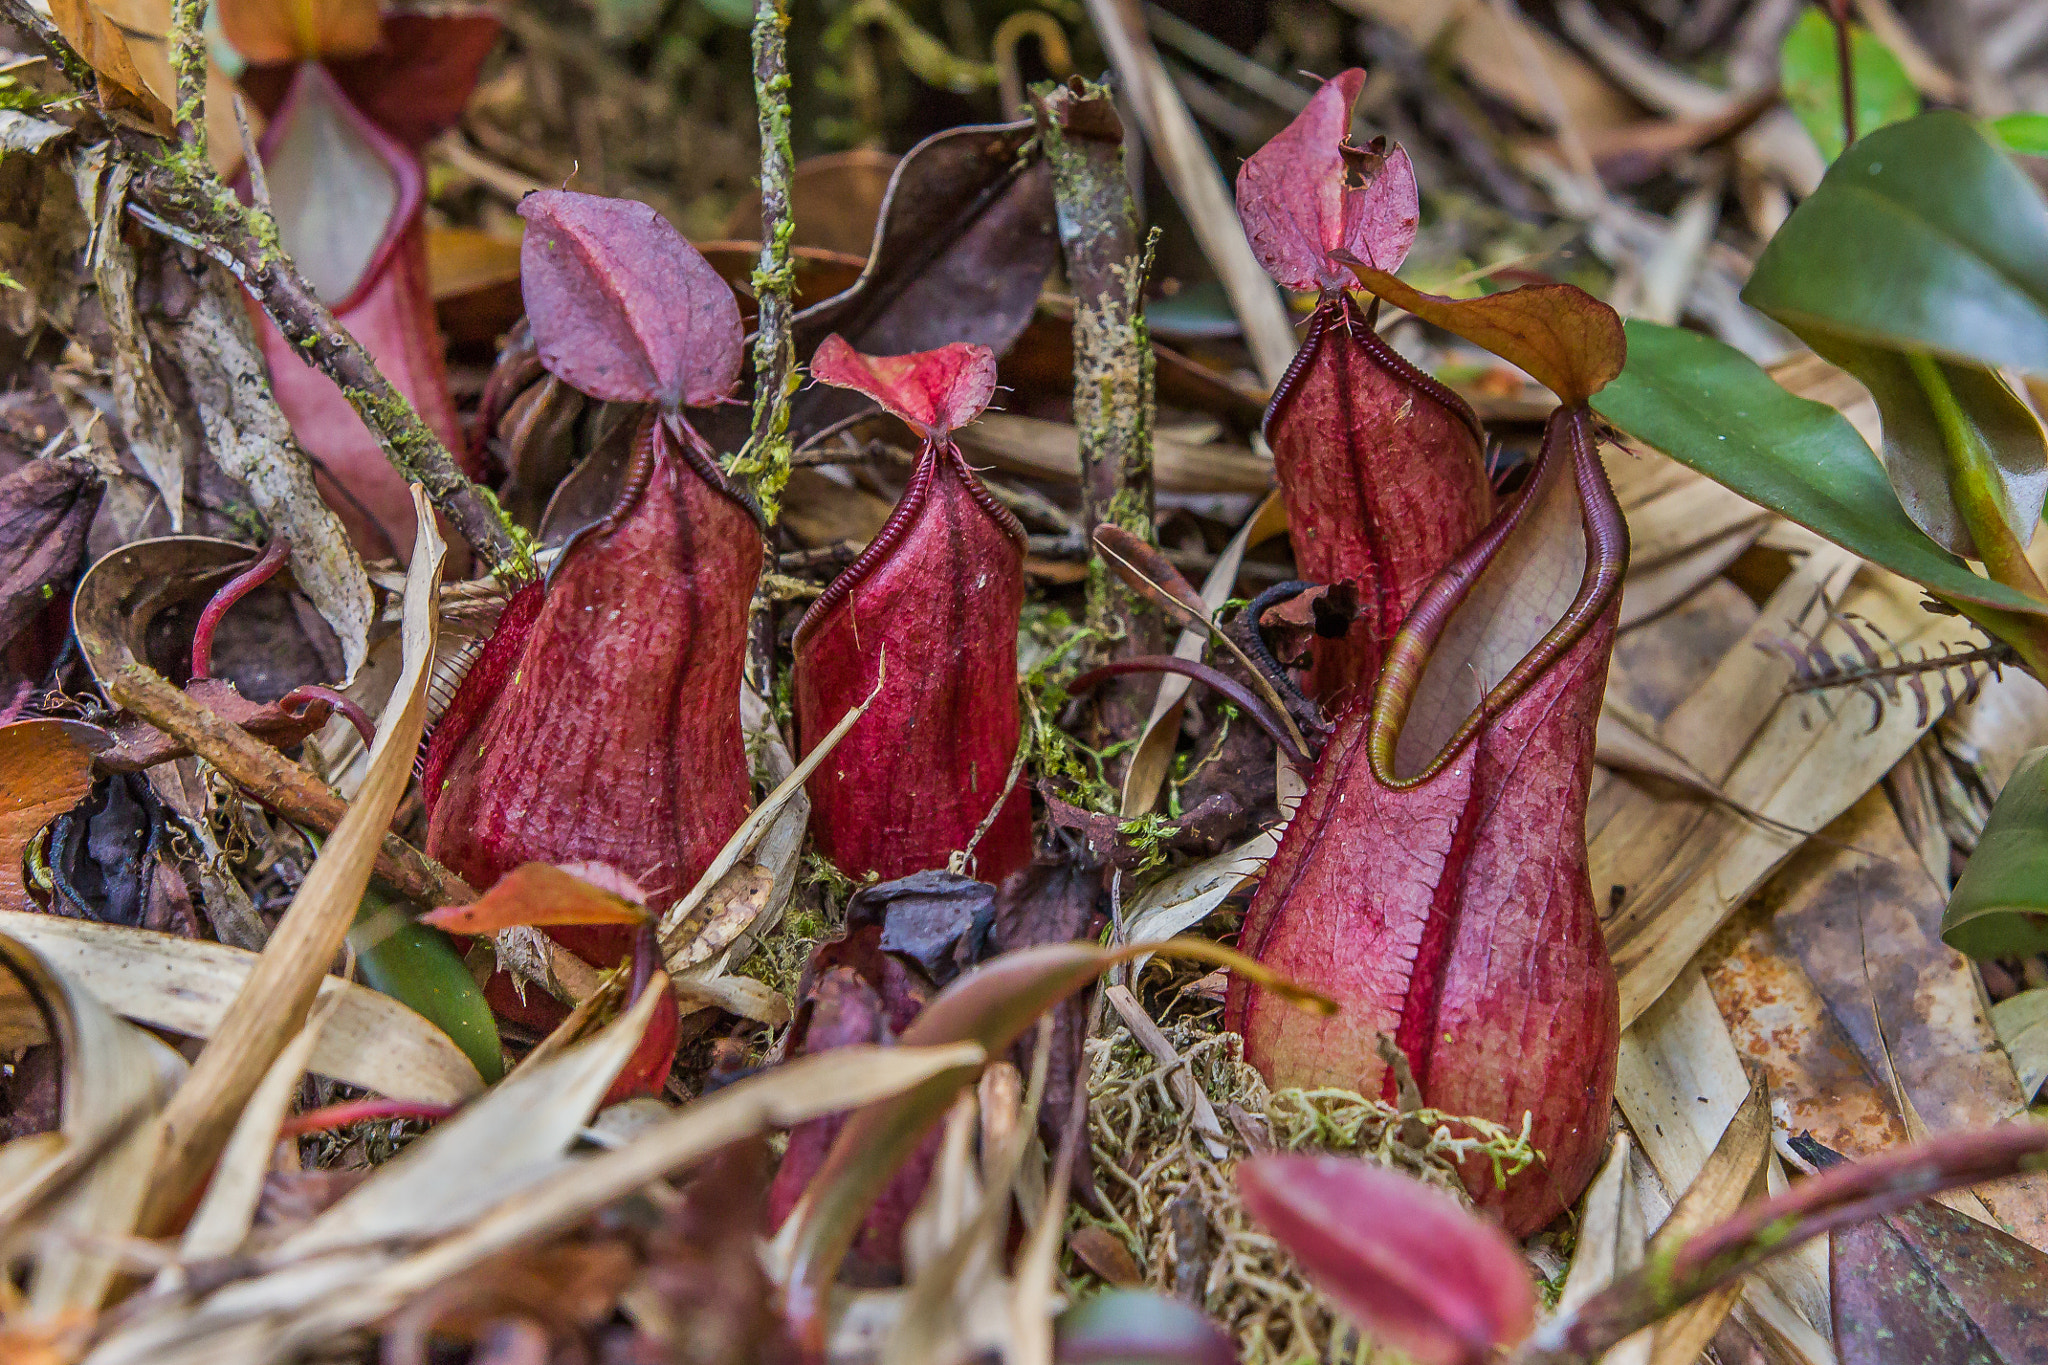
[1745,112,2048,377]
[1591,322,2048,619]
[1797,334,2048,558]
[1743,112,2048,556]
[349,887,503,1083]
[1993,113,2048,158]
[1944,747,2048,959]
[1779,9,1921,163]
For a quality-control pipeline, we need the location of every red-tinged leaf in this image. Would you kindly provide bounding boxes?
[426,413,760,985]
[793,431,1029,884]
[808,335,998,438]
[1537,1125,2048,1360]
[250,63,459,561]
[517,191,744,410]
[1230,409,1625,1235]
[1238,1155,1536,1365]
[781,937,1334,1344]
[603,943,680,1105]
[419,862,647,935]
[0,720,103,911]
[1236,69,1419,291]
[1266,297,1493,702]
[1340,265,1626,405]
[1831,1184,2048,1362]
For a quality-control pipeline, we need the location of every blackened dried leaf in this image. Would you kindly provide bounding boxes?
[0,457,97,653]
[992,854,1103,1191]
[852,869,997,988]
[517,191,743,410]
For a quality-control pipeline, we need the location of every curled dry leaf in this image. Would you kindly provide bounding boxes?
[0,720,103,911]
[795,339,1030,884]
[517,189,744,410]
[420,862,648,936]
[1238,1155,1537,1365]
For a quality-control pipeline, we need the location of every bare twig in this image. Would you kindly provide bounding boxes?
[736,0,798,520]
[3,0,534,580]
[1032,77,1163,676]
[106,664,470,911]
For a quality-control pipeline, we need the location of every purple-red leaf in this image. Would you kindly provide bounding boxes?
[1229,409,1626,1236]
[1239,1156,1536,1365]
[1236,69,1419,292]
[517,190,744,409]
[809,335,998,438]
[793,419,1029,885]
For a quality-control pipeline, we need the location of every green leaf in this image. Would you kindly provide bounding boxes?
[1992,112,2048,158]
[1944,746,2048,959]
[1742,112,2048,555]
[1744,112,2048,378]
[1794,335,2048,558]
[1591,322,2048,619]
[349,890,503,1083]
[1780,9,1922,163]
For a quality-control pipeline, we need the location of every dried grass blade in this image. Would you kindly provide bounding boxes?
[0,911,483,1105]
[138,489,446,1233]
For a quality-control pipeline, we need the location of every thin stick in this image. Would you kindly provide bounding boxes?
[738,0,798,520]
[1830,0,1858,148]
[231,94,269,216]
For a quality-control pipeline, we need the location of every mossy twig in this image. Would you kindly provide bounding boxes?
[732,0,798,521]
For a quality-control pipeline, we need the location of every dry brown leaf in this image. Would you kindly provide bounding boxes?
[0,910,482,1104]
[217,0,381,68]
[957,413,1273,496]
[45,0,171,124]
[0,930,186,1318]
[1594,548,1985,1026]
[0,721,100,911]
[171,994,340,1266]
[86,1042,985,1364]
[1713,788,2048,1249]
[1643,1071,1771,1365]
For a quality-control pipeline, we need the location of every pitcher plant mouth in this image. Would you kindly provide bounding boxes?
[554,409,766,576]
[791,434,1024,651]
[1367,405,1628,788]
[1264,291,1485,454]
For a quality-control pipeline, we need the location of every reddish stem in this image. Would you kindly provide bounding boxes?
[1068,655,1315,769]
[190,537,291,680]
[280,685,376,745]
[276,1097,457,1138]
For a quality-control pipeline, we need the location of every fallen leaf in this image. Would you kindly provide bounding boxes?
[420,862,648,935]
[0,720,102,910]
